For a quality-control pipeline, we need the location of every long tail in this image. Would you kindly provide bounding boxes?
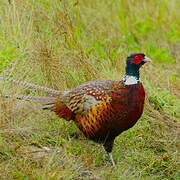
[0,76,61,96]
[2,94,73,120]
[2,94,57,111]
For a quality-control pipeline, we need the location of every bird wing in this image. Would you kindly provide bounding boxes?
[61,80,124,115]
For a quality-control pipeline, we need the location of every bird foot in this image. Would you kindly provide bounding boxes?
[69,132,80,139]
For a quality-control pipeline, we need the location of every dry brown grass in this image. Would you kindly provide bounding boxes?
[0,0,180,179]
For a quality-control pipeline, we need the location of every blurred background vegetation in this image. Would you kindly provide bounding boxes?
[0,0,179,179]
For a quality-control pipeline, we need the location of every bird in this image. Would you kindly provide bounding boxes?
[1,53,151,166]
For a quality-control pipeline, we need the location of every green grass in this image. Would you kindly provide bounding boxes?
[0,0,180,179]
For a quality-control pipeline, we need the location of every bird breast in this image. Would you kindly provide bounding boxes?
[75,83,145,141]
[111,83,145,132]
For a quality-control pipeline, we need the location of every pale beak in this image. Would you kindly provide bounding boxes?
[143,56,151,63]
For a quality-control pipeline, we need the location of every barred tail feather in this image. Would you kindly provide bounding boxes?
[0,76,61,96]
[2,94,56,103]
[2,94,57,111]
[2,94,73,120]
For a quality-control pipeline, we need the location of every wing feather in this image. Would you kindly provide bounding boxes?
[61,80,124,115]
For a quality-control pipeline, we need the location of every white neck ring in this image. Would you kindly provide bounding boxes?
[123,75,140,85]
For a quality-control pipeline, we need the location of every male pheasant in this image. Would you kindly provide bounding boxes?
[1,53,150,166]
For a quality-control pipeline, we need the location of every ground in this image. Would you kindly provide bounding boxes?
[0,0,180,179]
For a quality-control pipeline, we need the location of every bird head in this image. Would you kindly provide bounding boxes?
[125,53,151,79]
[126,53,151,68]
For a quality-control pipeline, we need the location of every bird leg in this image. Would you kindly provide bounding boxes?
[103,140,116,166]
[108,152,115,167]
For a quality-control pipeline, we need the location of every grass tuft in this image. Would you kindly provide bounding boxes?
[0,0,179,179]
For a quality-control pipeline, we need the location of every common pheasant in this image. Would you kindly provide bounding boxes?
[1,53,151,166]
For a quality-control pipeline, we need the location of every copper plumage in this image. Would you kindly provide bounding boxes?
[1,53,150,166]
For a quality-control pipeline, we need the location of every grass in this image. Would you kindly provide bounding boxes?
[0,0,180,179]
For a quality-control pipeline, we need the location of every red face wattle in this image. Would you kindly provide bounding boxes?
[126,53,151,67]
[132,54,145,65]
